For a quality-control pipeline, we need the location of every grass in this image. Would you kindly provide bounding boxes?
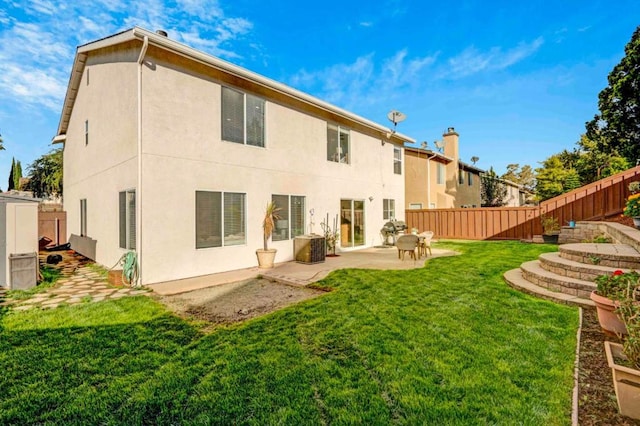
[6,266,61,300]
[0,240,577,425]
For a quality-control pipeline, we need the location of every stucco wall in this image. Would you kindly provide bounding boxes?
[63,44,139,266]
[136,49,404,283]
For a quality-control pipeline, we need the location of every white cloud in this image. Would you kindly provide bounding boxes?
[359,21,373,27]
[446,37,544,79]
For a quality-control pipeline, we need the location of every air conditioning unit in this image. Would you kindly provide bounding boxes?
[294,235,326,264]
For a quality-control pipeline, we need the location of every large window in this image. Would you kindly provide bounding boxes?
[196,191,246,249]
[437,163,445,184]
[221,87,265,147]
[327,124,350,164]
[459,169,465,185]
[383,199,395,220]
[393,146,402,174]
[272,195,305,241]
[119,190,136,249]
[80,199,87,236]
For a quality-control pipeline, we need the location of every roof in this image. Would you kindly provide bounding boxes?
[404,146,453,163]
[56,27,415,145]
[458,160,485,174]
[0,193,41,203]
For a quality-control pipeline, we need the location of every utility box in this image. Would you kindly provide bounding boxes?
[9,252,38,290]
[0,194,40,288]
[294,235,326,264]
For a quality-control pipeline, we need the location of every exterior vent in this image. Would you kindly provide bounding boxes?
[156,30,168,37]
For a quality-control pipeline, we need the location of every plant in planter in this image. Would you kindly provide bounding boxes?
[623,183,640,228]
[590,270,633,336]
[605,274,640,420]
[256,201,281,269]
[540,215,561,243]
[320,216,339,256]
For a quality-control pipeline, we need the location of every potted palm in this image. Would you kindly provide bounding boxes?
[256,201,280,269]
[540,215,561,243]
[604,274,640,420]
[590,270,631,336]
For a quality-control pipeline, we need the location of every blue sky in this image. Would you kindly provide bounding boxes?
[1,0,639,189]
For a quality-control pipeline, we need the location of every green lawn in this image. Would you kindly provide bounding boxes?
[0,241,577,425]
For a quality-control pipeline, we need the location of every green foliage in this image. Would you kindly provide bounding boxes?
[481,167,507,207]
[25,148,63,198]
[586,26,640,165]
[595,269,635,299]
[7,157,15,191]
[540,215,560,235]
[13,160,22,190]
[0,132,4,151]
[623,193,640,217]
[0,241,577,424]
[535,156,577,201]
[501,164,536,203]
[575,134,629,184]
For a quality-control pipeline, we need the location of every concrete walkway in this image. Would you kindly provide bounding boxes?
[149,246,459,295]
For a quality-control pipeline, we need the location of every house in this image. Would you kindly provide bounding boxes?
[501,179,531,207]
[404,128,483,209]
[53,27,414,286]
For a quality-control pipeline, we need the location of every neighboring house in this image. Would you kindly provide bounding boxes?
[501,179,531,207]
[405,128,483,209]
[0,194,39,288]
[53,27,413,286]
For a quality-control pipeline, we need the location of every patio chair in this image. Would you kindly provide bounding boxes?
[418,231,434,257]
[396,234,419,260]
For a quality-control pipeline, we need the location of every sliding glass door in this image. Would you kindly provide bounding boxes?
[340,199,365,248]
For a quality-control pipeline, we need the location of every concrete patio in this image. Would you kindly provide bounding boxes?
[149,246,459,296]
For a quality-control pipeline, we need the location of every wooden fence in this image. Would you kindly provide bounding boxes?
[406,166,640,241]
[38,211,67,246]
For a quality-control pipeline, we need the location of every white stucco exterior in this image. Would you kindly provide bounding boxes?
[58,28,412,285]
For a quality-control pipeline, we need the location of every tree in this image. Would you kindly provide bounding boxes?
[0,132,4,151]
[25,148,63,198]
[481,167,507,207]
[575,133,629,183]
[13,160,22,190]
[535,155,578,201]
[501,163,536,193]
[586,26,640,164]
[7,157,15,191]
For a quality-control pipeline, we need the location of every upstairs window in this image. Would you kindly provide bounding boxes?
[468,172,473,186]
[437,163,445,184]
[383,199,395,220]
[272,195,306,241]
[393,146,402,174]
[459,170,465,185]
[221,87,265,147]
[119,190,136,249]
[327,124,350,164]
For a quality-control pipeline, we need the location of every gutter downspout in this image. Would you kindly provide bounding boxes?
[136,36,148,284]
[426,152,437,208]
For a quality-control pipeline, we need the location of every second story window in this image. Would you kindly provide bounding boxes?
[393,146,402,174]
[459,169,465,185]
[437,163,445,185]
[468,172,473,186]
[327,124,350,164]
[222,86,265,147]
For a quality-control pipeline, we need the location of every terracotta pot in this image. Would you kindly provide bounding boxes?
[605,341,640,420]
[256,248,277,269]
[590,291,628,336]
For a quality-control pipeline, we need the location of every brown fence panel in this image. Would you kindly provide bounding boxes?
[38,211,67,246]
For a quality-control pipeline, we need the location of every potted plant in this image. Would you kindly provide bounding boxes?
[590,270,632,336]
[256,201,280,268]
[604,273,640,420]
[540,215,561,243]
[624,181,640,228]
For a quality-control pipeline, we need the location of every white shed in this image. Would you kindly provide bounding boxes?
[0,194,40,288]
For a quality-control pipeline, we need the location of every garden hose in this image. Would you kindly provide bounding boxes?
[120,251,139,288]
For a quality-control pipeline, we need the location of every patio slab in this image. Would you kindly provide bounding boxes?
[149,246,458,296]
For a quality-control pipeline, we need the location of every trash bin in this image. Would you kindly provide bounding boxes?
[9,252,38,290]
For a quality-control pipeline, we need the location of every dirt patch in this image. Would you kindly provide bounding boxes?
[156,278,326,326]
[579,308,640,425]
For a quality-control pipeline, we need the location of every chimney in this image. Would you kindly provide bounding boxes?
[156,30,168,37]
[443,127,459,162]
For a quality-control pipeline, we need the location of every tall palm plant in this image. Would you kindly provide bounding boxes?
[262,201,281,250]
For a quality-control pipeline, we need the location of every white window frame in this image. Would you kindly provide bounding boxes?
[272,195,306,241]
[409,203,423,210]
[195,191,247,249]
[327,123,350,164]
[383,199,395,219]
[221,86,265,147]
[437,163,445,185]
[393,146,402,174]
[119,189,136,250]
[80,199,87,236]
